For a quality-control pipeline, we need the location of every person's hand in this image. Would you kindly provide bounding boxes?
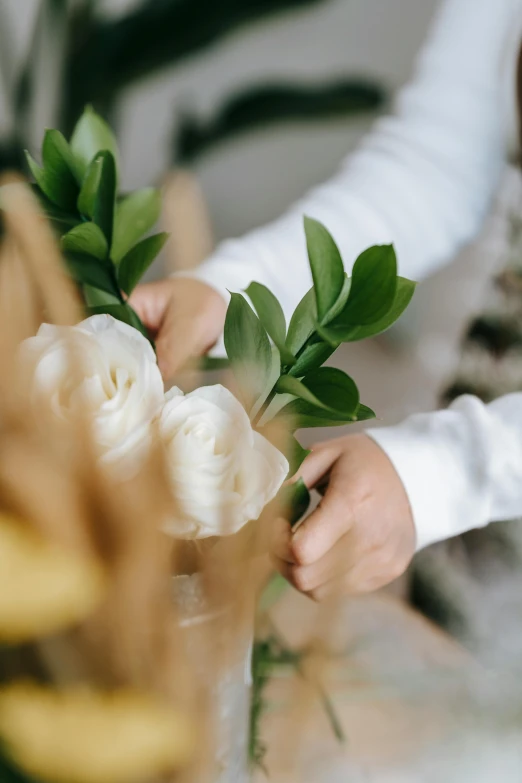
[270,433,416,600]
[130,278,227,380]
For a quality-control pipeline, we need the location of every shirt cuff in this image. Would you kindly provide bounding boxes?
[366,400,491,551]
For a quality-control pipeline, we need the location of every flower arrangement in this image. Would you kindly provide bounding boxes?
[21,106,415,534]
[0,107,416,781]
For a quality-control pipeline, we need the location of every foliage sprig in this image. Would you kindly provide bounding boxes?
[24,106,168,340]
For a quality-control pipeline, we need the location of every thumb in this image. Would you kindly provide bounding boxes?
[290,471,351,566]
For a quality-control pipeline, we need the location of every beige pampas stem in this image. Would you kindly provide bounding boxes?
[0,174,83,326]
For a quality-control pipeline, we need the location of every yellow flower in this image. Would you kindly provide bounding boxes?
[0,514,105,642]
[0,683,195,783]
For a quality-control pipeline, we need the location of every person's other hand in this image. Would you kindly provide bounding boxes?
[130,278,227,380]
[270,434,416,601]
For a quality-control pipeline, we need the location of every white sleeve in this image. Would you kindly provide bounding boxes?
[188,0,511,320]
[368,393,522,550]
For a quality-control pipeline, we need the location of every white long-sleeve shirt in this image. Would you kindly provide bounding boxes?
[189,0,522,550]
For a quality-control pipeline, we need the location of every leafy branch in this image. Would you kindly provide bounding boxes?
[223,215,416,524]
[250,625,346,770]
[22,107,168,339]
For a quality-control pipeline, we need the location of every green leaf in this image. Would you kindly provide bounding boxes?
[65,252,119,296]
[256,392,295,428]
[77,151,116,246]
[277,399,359,429]
[87,303,149,340]
[288,341,334,378]
[70,106,119,180]
[61,222,108,260]
[277,367,359,419]
[29,186,80,231]
[25,152,47,195]
[304,216,345,321]
[42,129,81,182]
[83,285,120,307]
[355,403,376,421]
[250,345,281,421]
[276,375,327,410]
[285,434,311,477]
[278,478,310,527]
[246,281,295,367]
[258,573,289,614]
[302,367,359,416]
[286,286,316,354]
[224,292,273,409]
[118,232,169,295]
[321,274,351,325]
[111,188,161,263]
[336,244,397,326]
[25,130,79,210]
[318,277,416,344]
[199,356,230,371]
[77,154,102,217]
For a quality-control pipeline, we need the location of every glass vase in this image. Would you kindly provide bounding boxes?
[172,574,252,783]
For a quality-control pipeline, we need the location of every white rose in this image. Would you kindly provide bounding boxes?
[159,384,289,538]
[20,315,164,468]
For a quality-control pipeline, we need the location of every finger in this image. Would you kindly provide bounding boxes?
[276,530,361,593]
[295,441,343,490]
[269,517,294,563]
[290,483,354,566]
[312,545,409,601]
[311,567,383,601]
[129,283,169,333]
[155,306,202,380]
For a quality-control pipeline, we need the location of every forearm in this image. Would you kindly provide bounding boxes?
[190,0,509,321]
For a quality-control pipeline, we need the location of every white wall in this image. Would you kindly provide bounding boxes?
[1,0,440,253]
[117,0,439,242]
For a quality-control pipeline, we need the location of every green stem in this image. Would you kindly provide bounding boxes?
[252,386,277,428]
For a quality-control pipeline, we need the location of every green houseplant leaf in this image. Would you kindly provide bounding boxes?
[277,401,359,429]
[354,403,377,421]
[25,130,79,210]
[111,188,162,263]
[77,150,116,246]
[318,277,416,345]
[285,434,311,476]
[61,222,108,260]
[29,187,80,231]
[278,478,310,527]
[70,105,119,179]
[285,286,317,355]
[276,368,360,429]
[334,244,397,327]
[301,366,359,415]
[174,79,386,164]
[288,341,334,378]
[118,232,169,296]
[321,274,351,325]
[224,292,274,410]
[246,282,295,367]
[65,252,119,296]
[304,216,345,321]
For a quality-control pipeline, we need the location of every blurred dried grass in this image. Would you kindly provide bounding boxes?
[0,172,329,783]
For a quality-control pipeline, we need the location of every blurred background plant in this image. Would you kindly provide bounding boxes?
[0,0,385,176]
